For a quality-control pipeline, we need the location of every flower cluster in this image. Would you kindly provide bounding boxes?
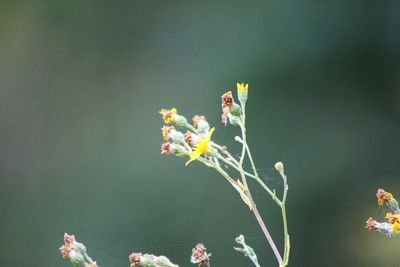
[59,233,97,267]
[190,243,211,267]
[159,83,248,166]
[128,252,178,267]
[159,107,217,165]
[159,82,291,267]
[366,189,400,236]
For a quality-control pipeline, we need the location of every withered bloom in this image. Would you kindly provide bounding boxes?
[376,189,393,206]
[191,243,211,267]
[161,142,175,155]
[192,115,206,129]
[59,233,76,259]
[129,252,142,267]
[221,91,234,108]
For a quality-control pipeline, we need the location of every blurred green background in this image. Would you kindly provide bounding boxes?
[1,1,400,266]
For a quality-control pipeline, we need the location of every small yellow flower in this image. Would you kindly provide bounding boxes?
[186,127,215,165]
[376,189,393,206]
[392,221,400,234]
[162,126,175,140]
[386,212,400,224]
[237,83,248,92]
[159,108,177,124]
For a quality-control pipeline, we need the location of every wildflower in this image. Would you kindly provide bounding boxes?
[366,217,393,236]
[391,221,400,234]
[190,243,211,267]
[186,127,215,165]
[161,142,174,155]
[385,212,400,224]
[237,82,249,92]
[192,115,206,128]
[237,82,249,104]
[59,233,76,259]
[159,108,188,126]
[161,142,188,156]
[161,126,185,143]
[129,252,178,267]
[59,233,96,266]
[162,126,175,140]
[192,115,210,133]
[185,131,200,146]
[221,91,241,116]
[159,108,177,124]
[221,91,234,108]
[129,253,143,267]
[376,189,394,206]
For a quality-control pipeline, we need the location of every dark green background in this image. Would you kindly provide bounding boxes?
[1,1,400,266]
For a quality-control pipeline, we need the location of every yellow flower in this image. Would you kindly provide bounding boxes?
[236,83,248,92]
[376,189,393,206]
[186,127,215,165]
[386,213,400,224]
[159,108,177,124]
[392,221,400,234]
[162,126,175,140]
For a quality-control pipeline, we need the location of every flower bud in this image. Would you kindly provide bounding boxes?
[197,119,210,133]
[174,114,188,127]
[229,103,242,116]
[228,113,241,126]
[237,82,249,104]
[388,198,399,212]
[174,144,189,156]
[274,162,284,172]
[73,241,87,255]
[69,250,85,266]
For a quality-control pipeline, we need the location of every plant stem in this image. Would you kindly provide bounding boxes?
[279,170,290,266]
[240,103,283,266]
[240,103,290,267]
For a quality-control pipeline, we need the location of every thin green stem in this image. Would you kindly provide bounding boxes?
[240,103,283,266]
[214,151,282,206]
[279,171,290,266]
[240,103,290,267]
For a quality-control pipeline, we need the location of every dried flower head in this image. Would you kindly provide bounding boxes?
[221,107,230,126]
[161,142,174,155]
[366,217,393,236]
[192,115,206,128]
[159,108,177,124]
[191,243,211,266]
[366,217,379,231]
[162,126,176,140]
[185,131,199,146]
[59,233,75,258]
[376,189,393,206]
[221,91,234,108]
[129,252,143,267]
